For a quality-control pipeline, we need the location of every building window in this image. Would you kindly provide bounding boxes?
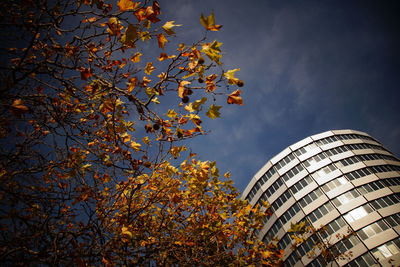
[320,216,348,239]
[332,189,360,208]
[357,220,389,240]
[333,235,361,254]
[321,176,349,193]
[294,142,318,157]
[299,188,324,208]
[308,202,335,223]
[370,194,400,210]
[276,153,296,170]
[283,252,298,267]
[261,166,277,185]
[313,163,337,179]
[290,175,314,195]
[297,233,321,258]
[304,152,328,168]
[357,180,386,195]
[384,213,400,227]
[343,204,373,223]
[281,163,305,182]
[271,190,292,212]
[265,177,284,199]
[371,238,400,260]
[278,233,292,250]
[345,253,377,267]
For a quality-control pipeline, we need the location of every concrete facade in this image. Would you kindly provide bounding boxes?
[242,130,400,266]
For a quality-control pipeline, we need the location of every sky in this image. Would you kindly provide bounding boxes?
[161,0,400,191]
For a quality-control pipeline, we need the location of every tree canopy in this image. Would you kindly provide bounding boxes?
[0,0,282,265]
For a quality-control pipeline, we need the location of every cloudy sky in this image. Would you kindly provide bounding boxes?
[160,0,400,191]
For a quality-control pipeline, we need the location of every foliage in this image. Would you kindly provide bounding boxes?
[0,0,282,265]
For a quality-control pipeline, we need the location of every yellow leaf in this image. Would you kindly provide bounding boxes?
[170,146,187,158]
[157,33,168,48]
[202,40,223,64]
[142,136,150,145]
[162,21,182,35]
[158,53,176,61]
[223,69,241,85]
[144,62,156,75]
[117,0,139,11]
[130,52,142,63]
[200,12,222,31]
[166,109,178,118]
[121,226,132,238]
[10,99,29,115]
[151,97,160,104]
[178,80,191,98]
[130,141,141,151]
[206,104,221,119]
[191,97,207,111]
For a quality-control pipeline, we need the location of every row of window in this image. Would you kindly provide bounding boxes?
[325,143,386,157]
[308,201,335,223]
[371,238,400,262]
[336,154,397,168]
[332,188,360,208]
[247,133,384,202]
[299,188,324,208]
[282,163,305,182]
[345,164,400,181]
[291,175,314,195]
[268,193,400,250]
[357,219,389,241]
[294,133,378,157]
[345,252,377,267]
[271,190,292,212]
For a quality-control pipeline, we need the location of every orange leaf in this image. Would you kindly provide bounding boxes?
[10,99,29,115]
[158,53,176,61]
[117,0,139,11]
[227,90,243,105]
[178,81,190,98]
[79,68,92,80]
[157,33,168,49]
[82,17,97,23]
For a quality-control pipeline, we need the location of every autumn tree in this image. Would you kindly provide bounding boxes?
[0,0,282,265]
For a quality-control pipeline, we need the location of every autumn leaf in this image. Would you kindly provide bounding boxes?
[144,62,156,75]
[178,81,190,98]
[200,12,222,31]
[166,109,178,118]
[121,226,133,238]
[79,67,93,80]
[157,33,168,48]
[158,53,176,61]
[10,99,29,116]
[227,89,243,105]
[130,141,141,151]
[206,104,221,119]
[202,40,222,64]
[162,21,182,35]
[130,52,142,63]
[82,17,97,23]
[121,24,138,47]
[117,0,139,11]
[191,97,207,111]
[223,69,241,85]
[170,146,187,159]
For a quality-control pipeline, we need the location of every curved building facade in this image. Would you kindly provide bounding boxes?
[242,130,400,267]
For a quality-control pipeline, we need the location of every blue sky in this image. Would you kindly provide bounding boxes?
[161,0,400,191]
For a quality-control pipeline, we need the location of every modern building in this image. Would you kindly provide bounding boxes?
[242,130,400,267]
